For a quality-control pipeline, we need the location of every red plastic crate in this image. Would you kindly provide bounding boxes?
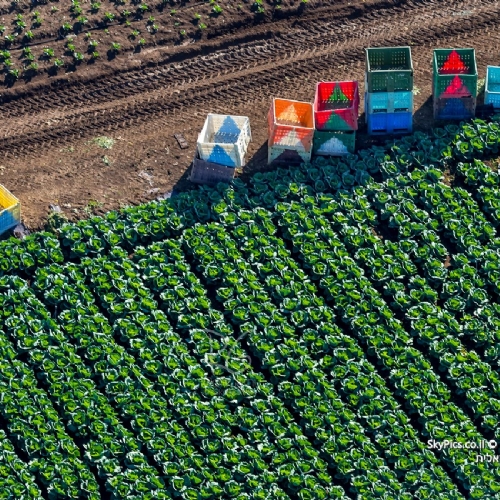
[314,81,359,131]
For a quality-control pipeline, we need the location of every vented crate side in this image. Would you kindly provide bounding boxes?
[485,91,500,109]
[314,81,359,131]
[268,144,312,165]
[365,46,413,92]
[366,46,413,71]
[433,96,476,120]
[199,114,251,145]
[315,81,359,109]
[190,157,236,186]
[313,130,356,156]
[0,185,20,236]
[433,48,477,75]
[485,66,500,109]
[314,109,359,131]
[365,91,413,114]
[366,111,413,135]
[197,114,251,167]
[270,98,315,129]
[197,142,245,168]
[486,66,500,87]
[433,73,478,98]
[268,125,314,150]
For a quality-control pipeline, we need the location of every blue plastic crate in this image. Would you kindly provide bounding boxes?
[366,111,413,135]
[485,66,500,109]
[434,96,476,120]
[365,91,413,114]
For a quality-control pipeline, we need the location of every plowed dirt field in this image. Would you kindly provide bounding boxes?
[1,0,499,229]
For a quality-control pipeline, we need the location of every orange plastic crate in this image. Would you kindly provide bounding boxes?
[268,98,314,150]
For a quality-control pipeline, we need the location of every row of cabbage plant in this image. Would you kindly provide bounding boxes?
[0,302,100,499]
[182,222,418,500]
[371,170,500,371]
[46,246,333,500]
[300,174,500,439]
[130,239,350,500]
[0,429,46,499]
[266,199,500,499]
[217,209,464,500]
[0,276,167,499]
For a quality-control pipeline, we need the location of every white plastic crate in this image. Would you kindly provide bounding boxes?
[197,114,251,167]
[0,185,20,236]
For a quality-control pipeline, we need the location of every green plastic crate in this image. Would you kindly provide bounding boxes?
[365,47,413,92]
[313,131,355,156]
[433,49,477,98]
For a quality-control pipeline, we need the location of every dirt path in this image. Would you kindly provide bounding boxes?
[1,0,499,229]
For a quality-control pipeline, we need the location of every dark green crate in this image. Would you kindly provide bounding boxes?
[433,49,478,98]
[433,49,477,96]
[313,131,356,156]
[365,47,413,92]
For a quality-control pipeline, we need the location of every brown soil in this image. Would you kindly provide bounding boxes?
[1,0,500,229]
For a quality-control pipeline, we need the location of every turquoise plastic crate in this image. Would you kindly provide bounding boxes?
[365,91,413,114]
[485,66,500,109]
[365,46,413,92]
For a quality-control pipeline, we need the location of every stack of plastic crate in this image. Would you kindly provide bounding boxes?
[0,184,20,236]
[191,114,251,185]
[433,49,477,120]
[268,98,314,165]
[313,81,359,156]
[485,66,500,110]
[365,46,414,135]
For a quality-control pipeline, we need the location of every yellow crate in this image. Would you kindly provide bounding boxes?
[0,185,20,235]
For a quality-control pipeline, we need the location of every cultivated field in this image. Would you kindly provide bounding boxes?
[0,0,499,227]
[2,118,500,499]
[2,1,500,499]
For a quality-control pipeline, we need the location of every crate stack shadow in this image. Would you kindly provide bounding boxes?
[365,46,414,135]
[433,49,477,120]
[313,81,359,156]
[190,114,251,185]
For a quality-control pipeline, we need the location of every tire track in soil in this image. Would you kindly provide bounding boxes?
[0,0,498,160]
[1,2,424,117]
[0,0,485,119]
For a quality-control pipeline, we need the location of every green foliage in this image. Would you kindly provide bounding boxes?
[1,118,500,499]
